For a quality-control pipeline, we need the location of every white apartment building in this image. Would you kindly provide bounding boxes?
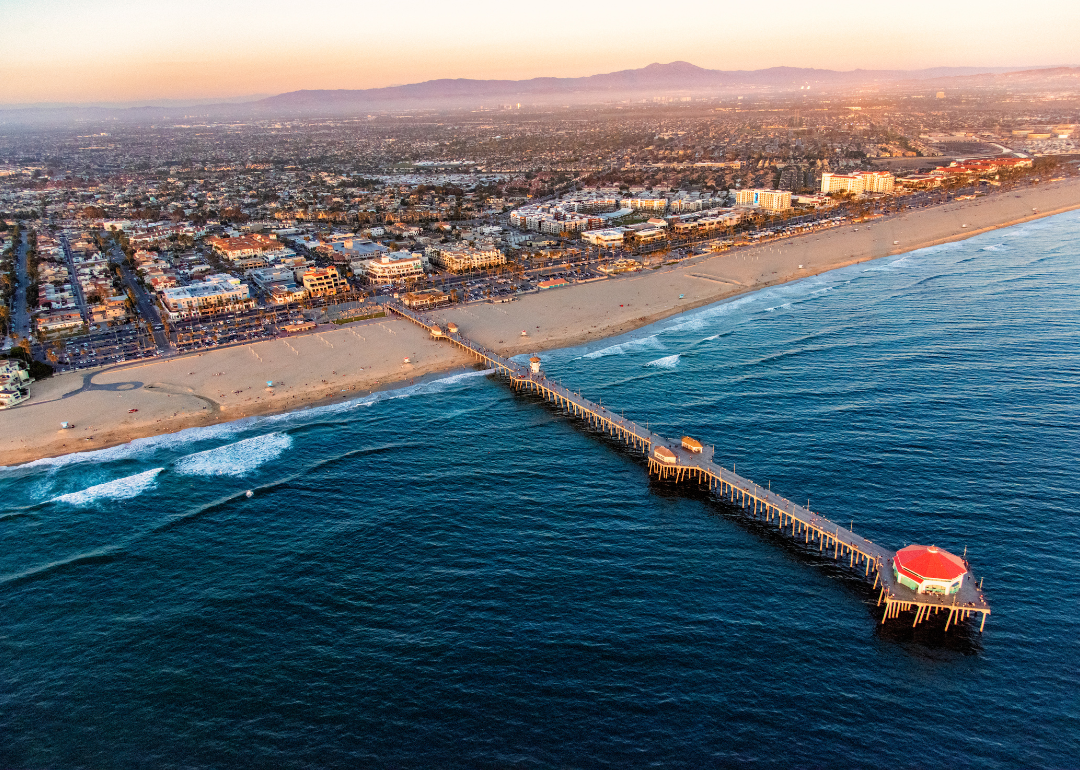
[161,274,253,317]
[735,189,793,211]
[509,205,603,235]
[620,197,669,213]
[820,171,895,195]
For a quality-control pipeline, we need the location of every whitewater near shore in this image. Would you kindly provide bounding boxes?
[3,177,1080,467]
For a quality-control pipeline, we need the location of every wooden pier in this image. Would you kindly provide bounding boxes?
[388,303,992,633]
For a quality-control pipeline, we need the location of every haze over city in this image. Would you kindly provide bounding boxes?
[2,0,1079,104]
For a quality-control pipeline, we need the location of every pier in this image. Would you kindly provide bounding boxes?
[388,303,991,633]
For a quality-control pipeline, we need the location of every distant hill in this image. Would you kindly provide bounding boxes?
[914,66,1080,87]
[254,62,1042,113]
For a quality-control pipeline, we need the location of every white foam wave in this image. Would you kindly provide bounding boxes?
[12,422,242,472]
[660,293,764,333]
[174,432,293,477]
[980,244,1007,251]
[582,335,663,359]
[645,354,681,369]
[51,468,164,506]
[13,369,496,473]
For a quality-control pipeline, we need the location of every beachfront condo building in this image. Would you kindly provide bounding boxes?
[820,171,895,195]
[0,359,31,409]
[735,189,793,211]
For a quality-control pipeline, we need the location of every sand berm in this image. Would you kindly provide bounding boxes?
[4,179,1080,466]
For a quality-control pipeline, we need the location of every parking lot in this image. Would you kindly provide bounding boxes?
[52,325,157,371]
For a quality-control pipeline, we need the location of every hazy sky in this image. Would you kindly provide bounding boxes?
[1,0,1078,105]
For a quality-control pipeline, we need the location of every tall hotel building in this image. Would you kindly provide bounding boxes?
[820,171,895,195]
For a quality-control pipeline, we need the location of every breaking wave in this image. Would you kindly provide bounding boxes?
[50,468,164,506]
[174,433,293,477]
[12,423,242,472]
[582,335,663,360]
[646,354,681,369]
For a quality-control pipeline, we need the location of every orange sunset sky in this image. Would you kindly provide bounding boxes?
[1,0,1077,105]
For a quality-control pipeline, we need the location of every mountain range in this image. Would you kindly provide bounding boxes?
[2,62,1076,125]
[253,61,1057,112]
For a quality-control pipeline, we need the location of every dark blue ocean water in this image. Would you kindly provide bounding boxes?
[2,213,1079,768]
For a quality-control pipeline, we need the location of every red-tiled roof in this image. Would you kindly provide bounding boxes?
[894,545,966,582]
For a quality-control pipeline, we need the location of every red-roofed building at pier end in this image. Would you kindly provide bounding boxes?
[892,545,967,595]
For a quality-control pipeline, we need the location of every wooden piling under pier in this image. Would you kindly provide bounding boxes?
[388,303,992,633]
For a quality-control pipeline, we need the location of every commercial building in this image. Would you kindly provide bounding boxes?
[353,252,425,283]
[596,258,642,274]
[36,310,84,334]
[425,244,505,272]
[161,275,253,317]
[537,277,570,290]
[300,266,348,297]
[247,267,306,304]
[681,436,703,453]
[581,228,626,246]
[735,189,793,211]
[402,289,450,309]
[328,238,389,263]
[654,446,677,464]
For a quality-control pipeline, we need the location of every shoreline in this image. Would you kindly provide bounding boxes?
[4,179,1080,467]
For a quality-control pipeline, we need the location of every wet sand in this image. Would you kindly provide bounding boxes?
[3,177,1079,466]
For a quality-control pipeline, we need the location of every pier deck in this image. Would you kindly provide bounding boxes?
[388,303,991,632]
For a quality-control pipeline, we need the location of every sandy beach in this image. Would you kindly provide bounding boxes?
[4,177,1079,466]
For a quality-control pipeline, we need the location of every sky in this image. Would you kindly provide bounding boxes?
[1,0,1078,105]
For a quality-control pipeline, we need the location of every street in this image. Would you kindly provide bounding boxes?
[108,245,170,351]
[12,226,30,339]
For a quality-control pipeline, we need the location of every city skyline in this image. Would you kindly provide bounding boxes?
[2,0,1078,105]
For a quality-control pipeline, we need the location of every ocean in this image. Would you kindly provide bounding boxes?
[2,212,1079,767]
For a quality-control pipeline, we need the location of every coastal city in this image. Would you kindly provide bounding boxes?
[2,91,1077,409]
[4,0,1080,762]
